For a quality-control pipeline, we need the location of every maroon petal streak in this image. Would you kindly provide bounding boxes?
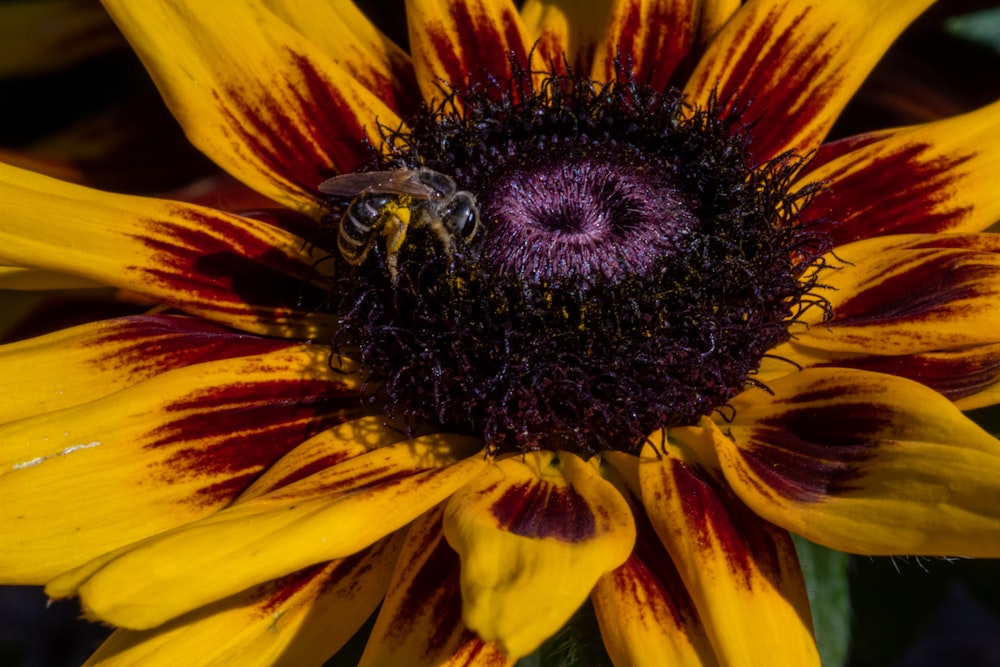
[720,369,1000,557]
[130,206,331,336]
[796,98,1000,245]
[591,453,718,667]
[638,430,818,665]
[490,480,597,541]
[685,0,934,162]
[146,372,356,509]
[797,344,1000,408]
[215,51,378,191]
[407,0,532,102]
[795,235,1000,356]
[594,0,735,92]
[86,315,287,378]
[799,135,973,246]
[0,314,290,424]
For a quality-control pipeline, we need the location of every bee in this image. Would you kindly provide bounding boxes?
[318,168,479,282]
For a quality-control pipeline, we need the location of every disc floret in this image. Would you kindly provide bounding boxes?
[321,71,830,456]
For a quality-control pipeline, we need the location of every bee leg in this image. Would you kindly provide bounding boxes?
[381,208,408,284]
[387,252,400,284]
[427,217,454,256]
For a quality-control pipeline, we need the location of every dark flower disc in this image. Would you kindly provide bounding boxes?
[318,69,831,457]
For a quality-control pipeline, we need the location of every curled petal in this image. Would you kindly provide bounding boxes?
[0,163,333,337]
[360,508,513,667]
[443,451,635,659]
[798,99,1000,246]
[638,427,819,667]
[101,0,400,212]
[0,345,355,583]
[47,435,486,628]
[406,0,533,102]
[685,0,934,162]
[85,535,404,667]
[721,368,1000,557]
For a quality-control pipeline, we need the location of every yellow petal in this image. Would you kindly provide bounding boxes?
[0,162,333,337]
[263,0,421,116]
[521,0,610,73]
[797,99,1000,247]
[592,0,739,90]
[685,0,934,162]
[0,267,105,290]
[360,507,514,667]
[443,450,635,659]
[101,0,400,212]
[638,427,819,667]
[0,345,356,583]
[85,535,404,667]
[520,1,570,68]
[720,368,1000,557]
[595,452,719,667]
[0,315,292,424]
[406,0,534,104]
[592,555,720,667]
[47,435,486,629]
[759,339,1000,412]
[237,415,411,501]
[793,234,1000,355]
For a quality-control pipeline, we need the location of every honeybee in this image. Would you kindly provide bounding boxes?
[318,168,479,282]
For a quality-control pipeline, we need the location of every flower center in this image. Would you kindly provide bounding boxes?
[478,142,697,284]
[320,71,829,456]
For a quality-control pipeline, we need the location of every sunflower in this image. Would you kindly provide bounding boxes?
[3,0,1000,665]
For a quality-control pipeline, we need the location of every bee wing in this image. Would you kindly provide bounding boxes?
[317,171,438,198]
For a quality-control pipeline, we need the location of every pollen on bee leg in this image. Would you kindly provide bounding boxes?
[318,168,479,285]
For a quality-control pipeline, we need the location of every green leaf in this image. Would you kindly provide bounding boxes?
[517,600,611,667]
[794,535,851,667]
[945,7,1000,55]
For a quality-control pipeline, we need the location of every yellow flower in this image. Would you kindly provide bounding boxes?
[3,1,1000,665]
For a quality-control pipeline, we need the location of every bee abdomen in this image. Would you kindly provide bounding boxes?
[338,194,391,264]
